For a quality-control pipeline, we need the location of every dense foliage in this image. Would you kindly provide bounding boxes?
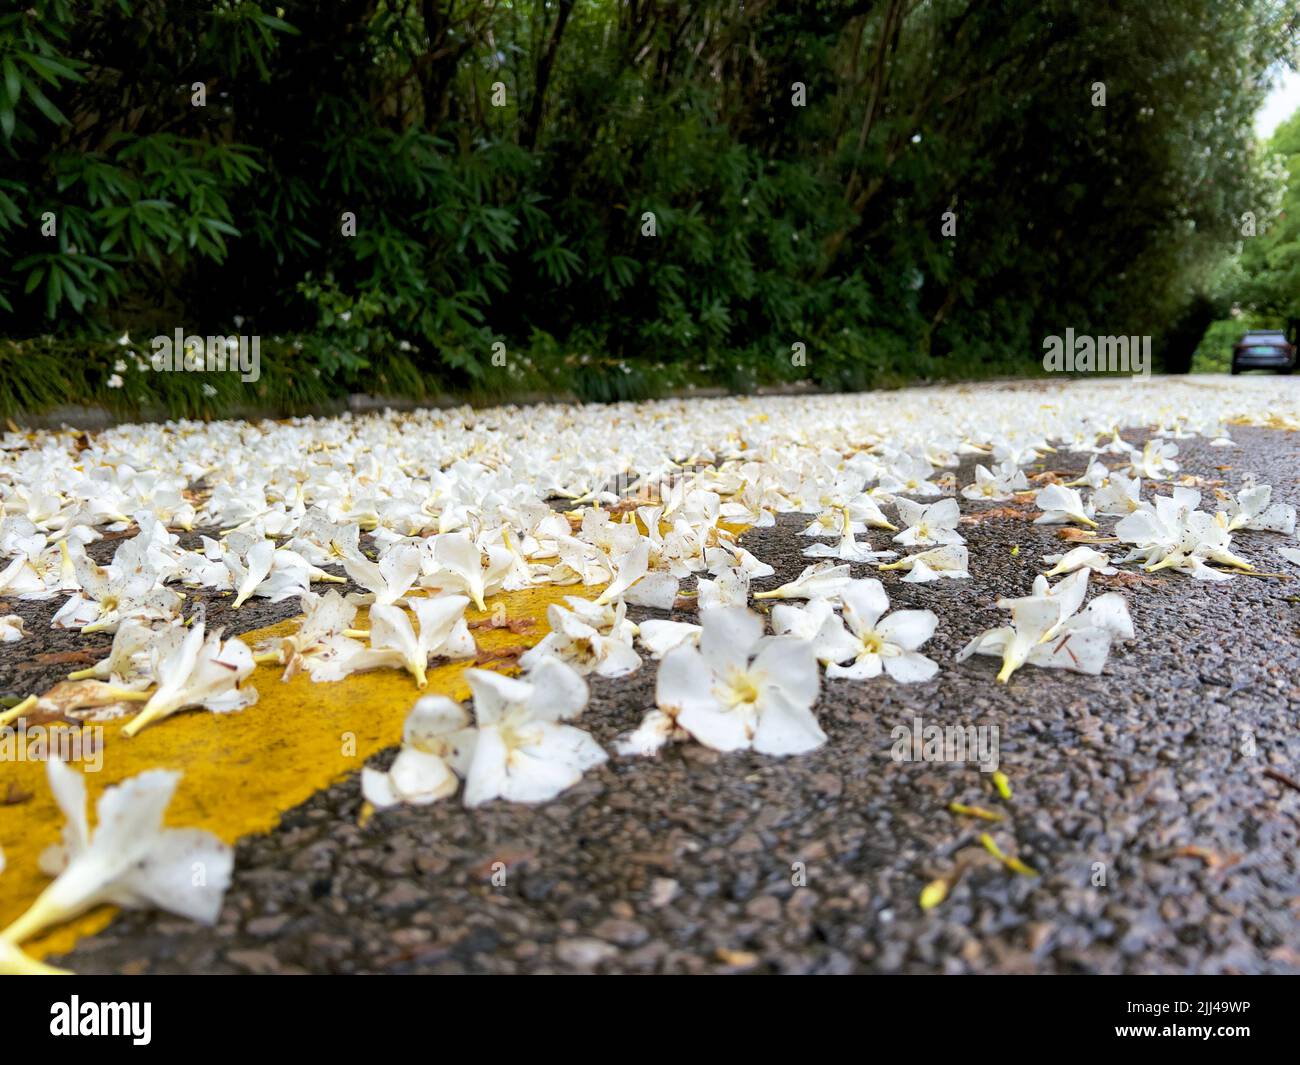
[1238,108,1300,333]
[1,0,1296,415]
[1193,106,1300,371]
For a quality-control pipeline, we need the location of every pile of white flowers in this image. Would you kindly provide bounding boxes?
[2,377,1298,963]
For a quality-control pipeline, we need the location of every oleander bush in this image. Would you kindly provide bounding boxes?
[0,0,1293,416]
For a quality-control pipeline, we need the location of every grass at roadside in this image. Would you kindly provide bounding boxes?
[0,333,1048,422]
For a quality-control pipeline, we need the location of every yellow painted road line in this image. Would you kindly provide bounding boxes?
[0,585,598,960]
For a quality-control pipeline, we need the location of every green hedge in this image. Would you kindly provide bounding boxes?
[0,1,1292,417]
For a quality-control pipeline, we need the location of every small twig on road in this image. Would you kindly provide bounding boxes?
[1263,767,1300,794]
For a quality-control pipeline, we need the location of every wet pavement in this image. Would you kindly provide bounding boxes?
[9,427,1300,974]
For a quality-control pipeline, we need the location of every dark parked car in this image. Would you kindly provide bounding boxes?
[1231,330,1295,374]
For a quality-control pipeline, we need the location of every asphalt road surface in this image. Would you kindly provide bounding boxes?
[0,419,1287,975]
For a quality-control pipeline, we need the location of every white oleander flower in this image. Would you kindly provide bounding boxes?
[362,696,469,808]
[595,538,680,607]
[956,570,1131,682]
[66,617,169,686]
[753,562,852,601]
[876,545,970,582]
[519,596,640,678]
[650,606,823,755]
[271,589,358,679]
[1114,488,1195,563]
[1092,472,1144,515]
[961,462,1028,502]
[0,614,24,642]
[122,619,258,736]
[1041,545,1116,577]
[299,634,404,683]
[368,595,475,688]
[877,452,943,497]
[1063,457,1111,489]
[423,531,513,611]
[704,542,775,579]
[1116,488,1254,579]
[1225,481,1296,535]
[801,505,896,562]
[1129,439,1179,480]
[799,493,897,537]
[770,598,859,666]
[224,539,316,608]
[457,659,606,806]
[824,579,939,683]
[892,497,964,547]
[636,618,702,659]
[0,758,232,952]
[54,551,182,634]
[1033,484,1097,527]
[1159,511,1255,576]
[696,566,750,609]
[0,534,75,600]
[341,540,423,607]
[613,708,691,758]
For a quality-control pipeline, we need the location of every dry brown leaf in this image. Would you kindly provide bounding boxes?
[472,847,536,878]
[1093,570,1160,587]
[473,645,530,666]
[22,709,87,727]
[604,498,648,515]
[20,649,102,670]
[1172,845,1242,871]
[716,948,760,967]
[1056,527,1105,542]
[959,506,1029,525]
[469,616,535,634]
[93,527,140,542]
